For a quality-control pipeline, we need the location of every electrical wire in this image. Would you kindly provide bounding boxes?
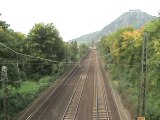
[8,66,53,83]
[0,42,78,64]
[0,39,139,66]
[0,42,54,62]
[0,62,78,65]
[106,63,140,67]
[81,39,136,63]
[0,39,142,87]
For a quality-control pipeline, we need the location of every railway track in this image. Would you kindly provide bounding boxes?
[93,52,112,120]
[18,50,121,120]
[18,52,91,120]
[23,67,79,120]
[61,52,92,120]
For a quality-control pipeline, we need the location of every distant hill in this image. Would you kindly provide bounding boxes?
[70,31,99,44]
[70,9,156,43]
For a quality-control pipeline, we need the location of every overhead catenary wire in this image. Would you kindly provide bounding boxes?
[0,62,141,66]
[0,39,140,66]
[0,42,78,64]
[2,63,65,87]
[106,63,141,67]
[0,42,54,62]
[81,39,137,63]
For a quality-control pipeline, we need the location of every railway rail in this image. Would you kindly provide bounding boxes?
[93,52,112,120]
[18,52,91,120]
[22,66,79,120]
[18,50,121,120]
[61,52,92,120]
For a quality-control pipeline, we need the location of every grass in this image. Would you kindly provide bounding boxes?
[0,51,87,119]
[10,75,55,94]
[0,75,56,119]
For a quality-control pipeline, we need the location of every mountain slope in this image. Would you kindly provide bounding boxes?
[98,9,156,37]
[70,31,99,43]
[70,9,156,43]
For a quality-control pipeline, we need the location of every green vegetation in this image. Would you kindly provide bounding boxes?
[99,18,160,119]
[0,19,89,119]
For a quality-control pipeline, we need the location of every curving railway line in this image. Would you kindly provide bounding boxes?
[18,50,121,120]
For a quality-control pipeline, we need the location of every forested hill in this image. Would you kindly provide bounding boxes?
[70,9,156,43]
[69,31,99,44]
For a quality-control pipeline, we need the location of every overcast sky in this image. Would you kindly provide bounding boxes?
[0,0,159,41]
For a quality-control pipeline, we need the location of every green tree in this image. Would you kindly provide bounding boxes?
[0,20,25,86]
[100,18,160,119]
[69,41,78,62]
[0,21,9,30]
[23,23,65,78]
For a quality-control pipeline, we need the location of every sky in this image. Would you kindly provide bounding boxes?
[0,0,159,41]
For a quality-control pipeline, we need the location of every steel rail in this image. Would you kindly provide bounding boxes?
[95,52,112,120]
[95,53,98,120]
[38,65,84,119]
[99,52,122,120]
[100,67,112,120]
[61,51,92,120]
[19,63,80,120]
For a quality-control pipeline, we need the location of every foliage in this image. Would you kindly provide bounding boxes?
[99,18,160,119]
[0,19,89,119]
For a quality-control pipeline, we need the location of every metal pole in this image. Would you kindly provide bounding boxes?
[137,33,148,119]
[142,33,148,117]
[17,61,20,82]
[1,66,8,120]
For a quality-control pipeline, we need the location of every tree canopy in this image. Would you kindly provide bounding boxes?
[100,18,160,119]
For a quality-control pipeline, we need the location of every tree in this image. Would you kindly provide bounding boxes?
[23,23,65,77]
[69,41,78,62]
[0,21,9,31]
[144,19,160,87]
[0,20,26,87]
